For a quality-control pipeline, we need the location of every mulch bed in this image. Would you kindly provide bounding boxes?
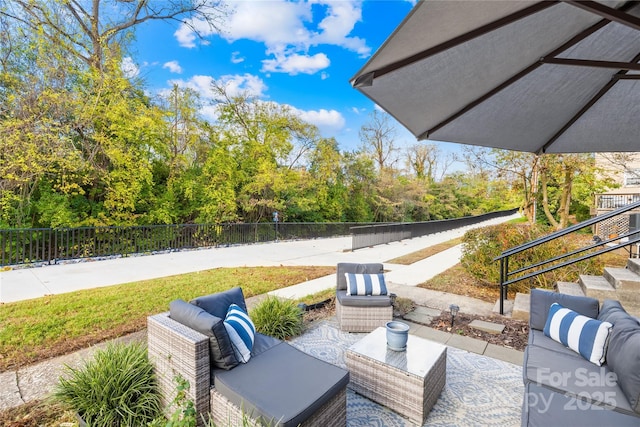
[300,298,529,352]
[427,311,529,352]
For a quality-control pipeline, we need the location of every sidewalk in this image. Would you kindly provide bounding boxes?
[0,213,522,412]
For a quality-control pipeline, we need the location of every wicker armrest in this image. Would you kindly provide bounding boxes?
[147,312,211,423]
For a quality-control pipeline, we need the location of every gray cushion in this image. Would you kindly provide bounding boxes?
[213,342,349,427]
[522,382,640,427]
[605,316,640,414]
[524,339,635,416]
[527,329,576,358]
[211,333,282,383]
[336,263,383,291]
[190,287,247,319]
[598,299,633,325]
[336,290,392,307]
[169,299,239,370]
[251,333,281,357]
[529,289,599,331]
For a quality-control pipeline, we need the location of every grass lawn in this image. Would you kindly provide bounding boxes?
[0,265,334,372]
[386,238,462,265]
[419,263,509,302]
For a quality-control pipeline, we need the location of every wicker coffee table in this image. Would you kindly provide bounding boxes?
[345,327,447,425]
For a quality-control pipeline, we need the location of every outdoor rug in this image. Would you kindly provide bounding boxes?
[289,320,523,427]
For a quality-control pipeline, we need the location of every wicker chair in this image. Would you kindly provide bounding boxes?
[335,262,393,332]
[148,292,349,427]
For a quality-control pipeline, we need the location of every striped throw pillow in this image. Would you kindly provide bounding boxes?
[543,303,613,366]
[345,273,388,296]
[224,304,255,363]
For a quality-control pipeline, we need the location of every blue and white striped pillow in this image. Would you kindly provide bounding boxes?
[224,304,255,363]
[345,273,388,296]
[543,303,613,366]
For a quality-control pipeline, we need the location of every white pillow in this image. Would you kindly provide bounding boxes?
[223,304,255,363]
[543,303,612,366]
[345,273,388,296]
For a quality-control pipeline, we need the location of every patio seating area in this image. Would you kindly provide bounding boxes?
[148,283,524,426]
[290,319,523,426]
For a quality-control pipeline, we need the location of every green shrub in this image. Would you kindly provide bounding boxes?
[250,296,303,340]
[461,223,603,293]
[149,375,197,427]
[53,342,161,426]
[393,297,415,317]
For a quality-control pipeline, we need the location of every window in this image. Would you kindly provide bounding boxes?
[624,169,640,186]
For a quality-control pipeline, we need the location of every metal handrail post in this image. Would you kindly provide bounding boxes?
[499,257,505,315]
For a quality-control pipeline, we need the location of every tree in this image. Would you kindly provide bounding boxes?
[213,85,324,222]
[538,153,599,229]
[0,20,88,227]
[307,138,347,221]
[160,84,206,177]
[359,110,398,171]
[1,0,228,227]
[464,147,539,223]
[2,0,226,72]
[341,151,377,222]
[405,143,456,183]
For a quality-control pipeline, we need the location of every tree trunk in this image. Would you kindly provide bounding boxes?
[558,166,573,229]
[540,169,560,229]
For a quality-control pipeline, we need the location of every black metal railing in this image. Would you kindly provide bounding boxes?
[595,193,640,209]
[350,208,519,251]
[0,222,362,267]
[495,200,640,315]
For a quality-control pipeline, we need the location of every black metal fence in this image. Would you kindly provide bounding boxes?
[0,222,365,267]
[350,209,519,251]
[1,210,517,266]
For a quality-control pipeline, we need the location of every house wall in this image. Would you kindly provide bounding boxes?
[593,153,640,238]
[595,153,640,188]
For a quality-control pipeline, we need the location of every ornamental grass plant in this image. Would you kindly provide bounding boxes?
[461,222,605,292]
[53,341,161,426]
[250,296,304,340]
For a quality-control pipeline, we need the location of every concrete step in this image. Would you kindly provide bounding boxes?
[603,267,640,290]
[511,293,530,322]
[555,281,585,296]
[627,258,640,275]
[469,319,505,334]
[493,297,514,318]
[611,289,640,317]
[579,275,618,301]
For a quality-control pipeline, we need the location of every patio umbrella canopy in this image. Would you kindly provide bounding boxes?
[351,0,640,154]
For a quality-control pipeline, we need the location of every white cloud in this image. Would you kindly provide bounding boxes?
[262,52,329,75]
[311,1,370,58]
[168,73,268,102]
[174,4,223,48]
[163,60,183,74]
[164,73,268,123]
[231,51,245,64]
[173,0,370,75]
[320,72,329,80]
[222,1,312,48]
[289,106,346,134]
[121,56,139,78]
[199,105,220,122]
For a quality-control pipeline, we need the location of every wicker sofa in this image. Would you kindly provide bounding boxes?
[335,262,393,332]
[521,289,640,426]
[147,287,349,426]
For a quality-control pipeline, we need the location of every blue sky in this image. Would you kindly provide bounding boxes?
[126,0,446,155]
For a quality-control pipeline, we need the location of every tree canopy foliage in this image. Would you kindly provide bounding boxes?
[0,1,611,229]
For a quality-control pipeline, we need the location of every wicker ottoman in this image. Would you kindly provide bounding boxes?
[345,327,446,425]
